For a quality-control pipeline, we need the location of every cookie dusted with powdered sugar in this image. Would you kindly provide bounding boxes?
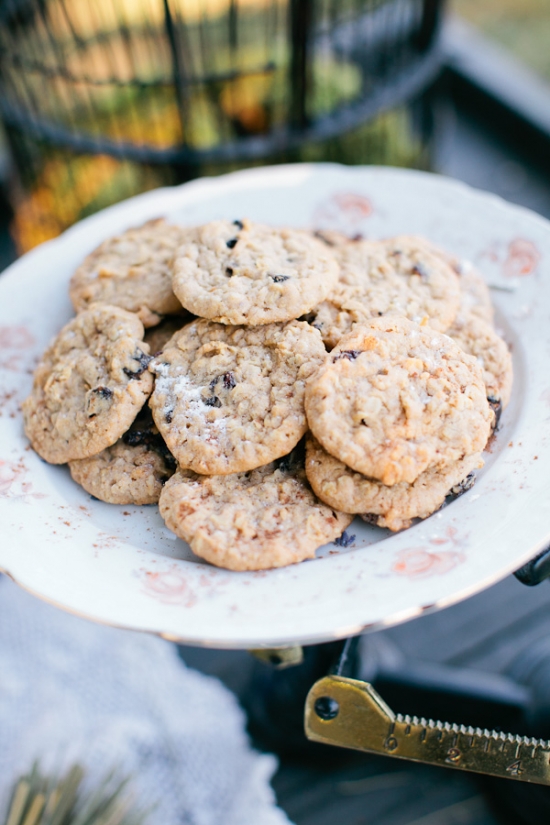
[305,317,493,486]
[171,219,339,325]
[68,407,176,505]
[22,304,153,464]
[158,444,353,571]
[305,434,483,532]
[148,318,326,475]
[69,219,190,327]
[306,235,461,349]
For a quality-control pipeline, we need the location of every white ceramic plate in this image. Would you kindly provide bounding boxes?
[1,163,549,649]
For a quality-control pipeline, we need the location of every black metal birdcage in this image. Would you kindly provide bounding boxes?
[0,0,445,251]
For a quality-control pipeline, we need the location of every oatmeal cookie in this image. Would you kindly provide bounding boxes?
[158,444,353,570]
[305,434,483,532]
[22,304,153,463]
[453,261,494,326]
[68,407,176,504]
[307,235,461,348]
[421,240,494,325]
[305,317,493,486]
[447,313,513,408]
[171,219,339,325]
[69,219,190,327]
[149,318,326,475]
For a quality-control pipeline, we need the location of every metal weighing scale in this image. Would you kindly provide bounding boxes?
[252,549,550,790]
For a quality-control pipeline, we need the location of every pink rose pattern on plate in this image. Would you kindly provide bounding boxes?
[313,191,373,234]
[503,238,540,278]
[392,547,465,579]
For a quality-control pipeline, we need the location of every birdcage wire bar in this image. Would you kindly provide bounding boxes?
[0,0,445,250]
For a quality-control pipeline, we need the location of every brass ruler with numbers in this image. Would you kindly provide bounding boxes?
[305,675,550,784]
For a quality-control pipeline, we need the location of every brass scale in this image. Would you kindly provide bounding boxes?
[253,629,550,786]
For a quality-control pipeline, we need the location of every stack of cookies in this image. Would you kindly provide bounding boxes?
[22,216,512,570]
[301,233,512,531]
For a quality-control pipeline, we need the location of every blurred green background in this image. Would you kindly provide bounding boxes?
[453,0,550,81]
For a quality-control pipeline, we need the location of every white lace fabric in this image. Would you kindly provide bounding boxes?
[0,577,292,825]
